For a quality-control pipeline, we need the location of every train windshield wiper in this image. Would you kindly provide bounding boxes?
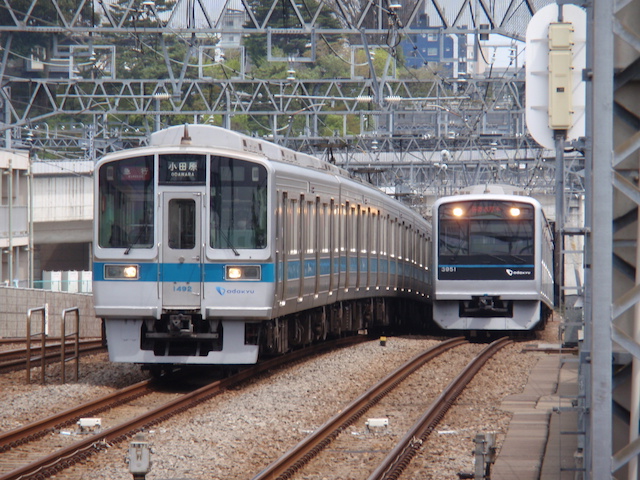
[218,229,240,256]
[124,227,146,255]
[484,254,509,264]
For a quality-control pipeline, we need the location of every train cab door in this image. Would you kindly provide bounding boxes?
[160,191,204,308]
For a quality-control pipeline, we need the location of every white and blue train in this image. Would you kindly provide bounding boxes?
[432,189,554,332]
[93,125,433,367]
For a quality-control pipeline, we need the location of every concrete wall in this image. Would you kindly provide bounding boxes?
[32,161,93,223]
[0,286,100,338]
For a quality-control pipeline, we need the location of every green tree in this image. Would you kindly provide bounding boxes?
[243,0,342,68]
[0,0,93,56]
[102,0,176,28]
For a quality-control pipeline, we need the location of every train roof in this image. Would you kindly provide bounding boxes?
[433,191,542,208]
[150,124,348,176]
[101,125,428,227]
[456,184,525,196]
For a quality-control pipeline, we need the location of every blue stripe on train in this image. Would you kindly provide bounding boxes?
[93,262,275,283]
[93,259,418,283]
[439,264,534,268]
[93,262,159,282]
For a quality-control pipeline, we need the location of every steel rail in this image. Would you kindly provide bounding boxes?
[251,337,469,480]
[0,335,367,480]
[0,379,154,453]
[0,340,104,368]
[366,336,513,480]
[0,339,104,359]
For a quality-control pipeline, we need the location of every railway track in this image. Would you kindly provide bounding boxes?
[0,379,155,453]
[0,339,105,373]
[0,336,366,480]
[251,336,511,480]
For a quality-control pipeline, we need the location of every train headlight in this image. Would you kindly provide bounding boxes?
[509,207,521,217]
[104,264,139,280]
[452,207,464,217]
[225,265,261,281]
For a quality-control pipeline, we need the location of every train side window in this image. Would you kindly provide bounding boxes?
[321,203,329,253]
[277,192,283,240]
[340,203,347,253]
[289,198,299,255]
[357,206,362,254]
[410,227,414,263]
[307,200,315,254]
[381,215,388,256]
[371,211,378,255]
[412,228,417,264]
[425,234,431,271]
[390,219,396,258]
[403,223,408,261]
[350,206,357,253]
[331,200,338,253]
[360,207,368,254]
[401,224,406,261]
[414,230,419,266]
[279,191,287,251]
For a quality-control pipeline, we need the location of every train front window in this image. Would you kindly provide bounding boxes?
[439,200,534,263]
[210,156,267,250]
[98,156,154,249]
[439,221,469,256]
[469,220,533,255]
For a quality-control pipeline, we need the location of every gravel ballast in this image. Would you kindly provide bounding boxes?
[0,319,563,479]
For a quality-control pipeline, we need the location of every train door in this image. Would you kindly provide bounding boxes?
[284,194,301,302]
[344,202,351,291]
[314,197,321,296]
[356,205,362,290]
[329,199,337,294]
[299,195,306,301]
[161,191,203,308]
[276,191,286,306]
[370,210,376,289]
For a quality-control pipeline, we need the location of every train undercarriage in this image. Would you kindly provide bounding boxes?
[130,297,429,363]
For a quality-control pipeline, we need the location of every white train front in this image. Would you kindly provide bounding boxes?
[432,192,554,331]
[93,125,432,366]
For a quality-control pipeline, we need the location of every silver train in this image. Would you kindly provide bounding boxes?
[93,125,433,366]
[432,191,554,332]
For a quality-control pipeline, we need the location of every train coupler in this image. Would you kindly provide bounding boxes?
[168,313,194,334]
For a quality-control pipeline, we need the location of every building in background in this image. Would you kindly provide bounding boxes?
[0,149,30,287]
[401,14,468,78]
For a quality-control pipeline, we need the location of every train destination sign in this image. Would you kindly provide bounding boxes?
[159,154,206,184]
[120,166,151,182]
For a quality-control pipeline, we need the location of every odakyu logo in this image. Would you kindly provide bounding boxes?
[216,286,255,295]
[506,269,532,277]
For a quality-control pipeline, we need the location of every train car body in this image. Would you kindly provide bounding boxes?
[432,191,553,331]
[93,125,432,366]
